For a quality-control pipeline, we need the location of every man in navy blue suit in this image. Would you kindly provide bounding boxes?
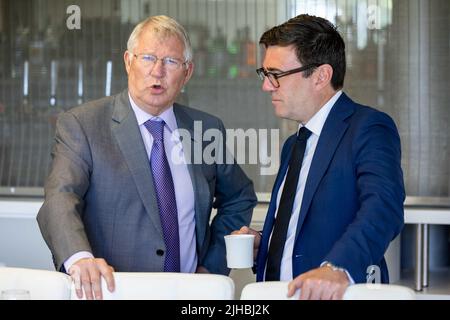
[234,14,405,299]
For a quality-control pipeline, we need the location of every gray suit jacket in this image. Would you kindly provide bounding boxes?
[37,89,257,275]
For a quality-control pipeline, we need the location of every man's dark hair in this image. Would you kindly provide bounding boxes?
[260,14,346,90]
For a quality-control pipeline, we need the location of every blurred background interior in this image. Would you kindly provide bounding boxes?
[0,0,449,296]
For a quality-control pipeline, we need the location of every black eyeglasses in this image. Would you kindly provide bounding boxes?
[256,64,322,88]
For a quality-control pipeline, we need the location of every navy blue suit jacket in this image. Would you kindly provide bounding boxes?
[256,93,405,283]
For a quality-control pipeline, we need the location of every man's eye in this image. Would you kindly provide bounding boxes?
[142,55,156,62]
[268,72,280,79]
[164,58,179,66]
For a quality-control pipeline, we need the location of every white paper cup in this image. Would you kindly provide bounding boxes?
[224,234,255,269]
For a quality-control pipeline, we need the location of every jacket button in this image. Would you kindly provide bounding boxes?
[156,249,164,256]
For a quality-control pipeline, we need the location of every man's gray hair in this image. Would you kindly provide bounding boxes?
[127,15,193,62]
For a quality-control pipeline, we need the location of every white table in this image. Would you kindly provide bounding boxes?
[404,207,450,291]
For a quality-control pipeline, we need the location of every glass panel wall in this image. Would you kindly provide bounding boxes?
[0,0,449,198]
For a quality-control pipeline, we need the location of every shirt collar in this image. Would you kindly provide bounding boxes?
[301,90,342,137]
[128,93,178,133]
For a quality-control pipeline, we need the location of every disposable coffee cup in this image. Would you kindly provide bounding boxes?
[224,234,255,269]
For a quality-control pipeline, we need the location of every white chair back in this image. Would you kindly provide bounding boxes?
[240,281,300,300]
[343,284,416,300]
[240,282,416,300]
[70,272,235,300]
[0,267,71,300]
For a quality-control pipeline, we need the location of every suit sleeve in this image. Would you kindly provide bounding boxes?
[201,119,257,275]
[324,112,405,282]
[37,111,93,271]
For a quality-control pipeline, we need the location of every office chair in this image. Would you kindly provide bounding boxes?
[70,272,235,300]
[343,283,416,300]
[0,267,71,300]
[240,281,300,300]
[240,281,416,300]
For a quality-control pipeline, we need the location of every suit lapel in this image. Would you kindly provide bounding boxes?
[111,90,163,238]
[173,105,210,249]
[294,93,355,240]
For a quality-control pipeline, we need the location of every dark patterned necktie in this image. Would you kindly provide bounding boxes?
[144,119,180,272]
[265,127,312,281]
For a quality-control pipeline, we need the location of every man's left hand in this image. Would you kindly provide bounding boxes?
[287,266,349,300]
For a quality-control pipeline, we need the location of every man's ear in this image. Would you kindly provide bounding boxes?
[315,64,333,90]
[124,51,132,75]
[183,61,195,85]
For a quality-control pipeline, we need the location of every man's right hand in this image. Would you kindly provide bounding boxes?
[232,226,261,258]
[69,258,115,300]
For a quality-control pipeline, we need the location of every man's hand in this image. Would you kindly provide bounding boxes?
[196,266,210,273]
[287,266,349,300]
[231,226,261,258]
[69,258,115,300]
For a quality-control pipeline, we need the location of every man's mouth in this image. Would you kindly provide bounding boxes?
[149,84,165,93]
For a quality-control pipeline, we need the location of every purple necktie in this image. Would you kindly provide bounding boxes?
[144,119,180,272]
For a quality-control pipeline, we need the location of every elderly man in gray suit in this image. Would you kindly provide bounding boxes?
[37,15,257,300]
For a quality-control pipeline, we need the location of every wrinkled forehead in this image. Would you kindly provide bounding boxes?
[133,29,185,61]
[136,28,184,53]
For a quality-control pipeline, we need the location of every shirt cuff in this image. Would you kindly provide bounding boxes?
[320,261,355,285]
[64,251,94,273]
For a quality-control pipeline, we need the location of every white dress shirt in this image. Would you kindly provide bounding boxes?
[268,91,343,281]
[64,95,197,273]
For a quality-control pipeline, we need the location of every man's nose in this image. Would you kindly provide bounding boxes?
[150,59,165,77]
[262,77,276,92]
